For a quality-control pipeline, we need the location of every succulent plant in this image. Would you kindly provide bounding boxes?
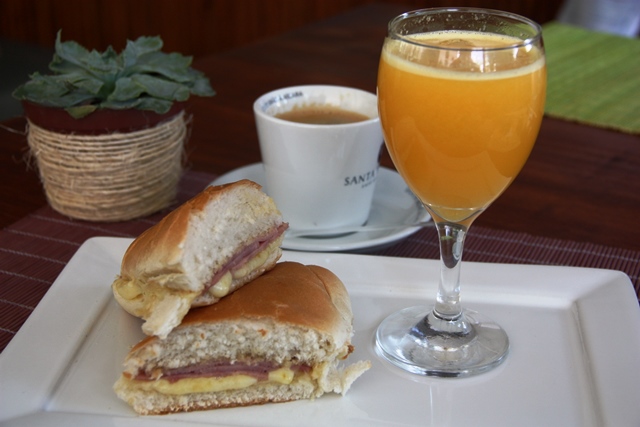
[13,31,215,119]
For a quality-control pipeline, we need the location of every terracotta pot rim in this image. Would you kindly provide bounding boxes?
[22,101,187,135]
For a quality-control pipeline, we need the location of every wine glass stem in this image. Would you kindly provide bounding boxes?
[434,222,467,321]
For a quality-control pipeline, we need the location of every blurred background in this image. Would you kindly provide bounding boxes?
[0,0,638,121]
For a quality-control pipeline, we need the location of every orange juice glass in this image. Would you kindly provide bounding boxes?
[379,32,546,223]
[374,8,546,377]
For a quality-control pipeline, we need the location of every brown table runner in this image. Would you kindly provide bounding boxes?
[1,170,639,353]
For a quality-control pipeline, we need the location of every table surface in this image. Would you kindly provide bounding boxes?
[1,3,639,354]
[2,3,639,250]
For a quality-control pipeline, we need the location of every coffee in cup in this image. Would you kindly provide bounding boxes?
[274,104,370,125]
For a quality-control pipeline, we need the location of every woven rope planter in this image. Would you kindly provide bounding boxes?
[26,111,187,222]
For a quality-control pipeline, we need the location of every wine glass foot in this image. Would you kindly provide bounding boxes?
[375,306,509,377]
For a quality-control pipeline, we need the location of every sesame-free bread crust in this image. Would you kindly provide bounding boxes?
[111,180,286,338]
[114,262,371,415]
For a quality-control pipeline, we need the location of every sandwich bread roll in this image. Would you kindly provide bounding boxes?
[114,261,371,415]
[112,180,288,338]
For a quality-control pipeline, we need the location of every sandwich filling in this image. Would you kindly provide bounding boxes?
[199,222,289,302]
[122,360,314,396]
[115,222,288,305]
[113,262,372,414]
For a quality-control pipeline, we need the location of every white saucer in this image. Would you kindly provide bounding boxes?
[210,163,430,252]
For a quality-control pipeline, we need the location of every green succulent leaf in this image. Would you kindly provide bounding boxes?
[130,51,194,82]
[52,32,91,69]
[99,98,142,111]
[13,73,97,108]
[122,36,163,69]
[57,71,105,95]
[13,30,215,119]
[108,77,146,101]
[131,74,191,101]
[136,97,175,114]
[188,69,216,97]
[66,104,98,119]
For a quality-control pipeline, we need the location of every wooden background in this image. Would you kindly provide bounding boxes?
[0,0,564,56]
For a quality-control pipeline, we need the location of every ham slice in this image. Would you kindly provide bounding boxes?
[134,359,310,383]
[203,222,289,295]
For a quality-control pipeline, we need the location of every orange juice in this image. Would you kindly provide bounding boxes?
[378,31,546,222]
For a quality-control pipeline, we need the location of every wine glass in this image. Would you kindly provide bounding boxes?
[375,8,546,377]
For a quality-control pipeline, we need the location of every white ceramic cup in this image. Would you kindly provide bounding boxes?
[253,85,383,232]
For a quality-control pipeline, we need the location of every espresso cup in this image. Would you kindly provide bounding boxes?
[253,85,383,232]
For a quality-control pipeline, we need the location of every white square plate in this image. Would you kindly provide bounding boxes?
[1,237,639,426]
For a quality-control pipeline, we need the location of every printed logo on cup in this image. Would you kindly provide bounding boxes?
[260,91,304,112]
[344,167,378,188]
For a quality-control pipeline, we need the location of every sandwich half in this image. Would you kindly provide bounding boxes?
[114,261,371,415]
[112,179,288,338]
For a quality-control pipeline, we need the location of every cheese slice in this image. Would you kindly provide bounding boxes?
[207,239,281,298]
[125,367,296,396]
[232,240,278,280]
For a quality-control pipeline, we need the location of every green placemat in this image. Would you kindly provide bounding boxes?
[542,22,640,134]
